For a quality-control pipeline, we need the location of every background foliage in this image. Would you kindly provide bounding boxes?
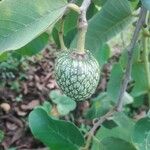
[0,0,150,150]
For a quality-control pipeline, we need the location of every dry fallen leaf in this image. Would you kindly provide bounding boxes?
[6,121,18,131]
[21,100,40,110]
[0,103,11,113]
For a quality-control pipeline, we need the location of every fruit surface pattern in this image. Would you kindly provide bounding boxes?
[55,49,100,101]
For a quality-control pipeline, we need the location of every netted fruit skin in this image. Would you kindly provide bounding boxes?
[55,50,100,101]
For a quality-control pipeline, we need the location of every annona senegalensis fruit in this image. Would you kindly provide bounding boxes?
[55,50,100,101]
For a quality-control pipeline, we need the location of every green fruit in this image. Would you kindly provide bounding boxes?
[55,49,100,101]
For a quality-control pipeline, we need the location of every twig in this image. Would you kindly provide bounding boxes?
[76,0,91,54]
[116,6,147,111]
[0,114,24,127]
[81,108,115,150]
[82,6,147,150]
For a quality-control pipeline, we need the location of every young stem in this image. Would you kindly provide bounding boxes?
[58,18,67,50]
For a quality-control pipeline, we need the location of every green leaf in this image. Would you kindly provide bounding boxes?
[92,115,136,149]
[94,44,111,66]
[93,0,108,6]
[107,63,133,104]
[107,64,124,102]
[92,112,135,146]
[0,0,67,52]
[86,2,99,20]
[141,0,150,11]
[129,0,139,9]
[64,10,78,35]
[131,63,148,97]
[71,0,132,53]
[0,51,9,62]
[12,33,49,58]
[0,33,49,61]
[52,27,61,48]
[85,92,113,119]
[49,90,76,115]
[132,95,145,108]
[119,45,148,98]
[119,44,141,68]
[37,101,52,114]
[64,28,77,48]
[29,108,84,150]
[132,117,150,150]
[99,137,136,150]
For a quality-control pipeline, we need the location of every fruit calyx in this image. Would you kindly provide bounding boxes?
[70,51,88,60]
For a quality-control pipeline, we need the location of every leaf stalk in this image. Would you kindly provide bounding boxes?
[58,18,67,50]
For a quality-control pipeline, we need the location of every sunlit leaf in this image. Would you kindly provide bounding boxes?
[0,0,67,52]
[29,108,84,150]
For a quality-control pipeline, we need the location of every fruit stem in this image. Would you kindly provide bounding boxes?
[76,0,91,54]
[142,12,150,107]
[77,24,87,54]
